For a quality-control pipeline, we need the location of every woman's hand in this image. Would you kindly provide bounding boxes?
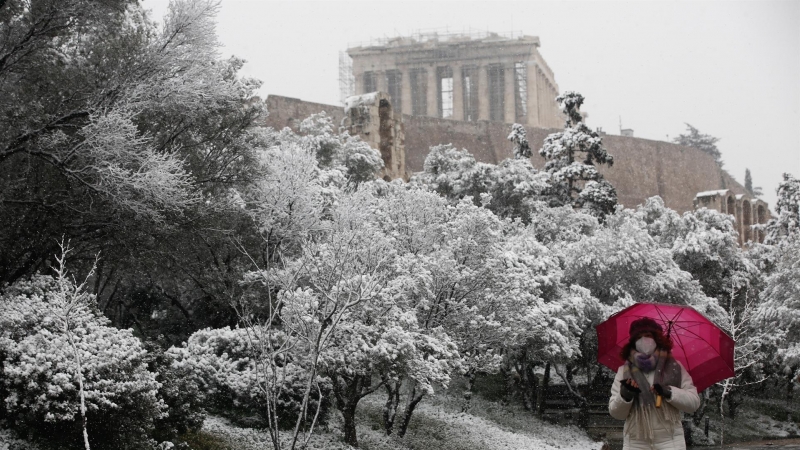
[652,383,672,400]
[619,379,641,401]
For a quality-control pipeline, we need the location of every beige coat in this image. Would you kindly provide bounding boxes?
[609,361,701,450]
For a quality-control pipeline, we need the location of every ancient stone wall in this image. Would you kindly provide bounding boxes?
[264,95,345,131]
[342,92,409,181]
[402,114,749,214]
[263,94,753,215]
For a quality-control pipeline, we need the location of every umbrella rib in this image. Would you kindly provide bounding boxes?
[670,324,692,371]
[668,322,731,369]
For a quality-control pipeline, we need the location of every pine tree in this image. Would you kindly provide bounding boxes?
[765,173,800,244]
[744,169,763,197]
[508,123,532,159]
[745,169,753,193]
[539,91,617,218]
[673,124,723,166]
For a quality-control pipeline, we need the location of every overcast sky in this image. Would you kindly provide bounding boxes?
[144,0,799,209]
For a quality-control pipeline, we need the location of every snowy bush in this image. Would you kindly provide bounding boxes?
[146,343,207,443]
[298,112,384,184]
[563,210,723,319]
[168,326,331,429]
[0,274,165,449]
[412,144,550,221]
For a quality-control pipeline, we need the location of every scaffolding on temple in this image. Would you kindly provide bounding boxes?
[344,30,563,128]
[338,51,355,106]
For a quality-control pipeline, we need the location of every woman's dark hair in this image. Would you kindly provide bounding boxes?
[620,330,673,361]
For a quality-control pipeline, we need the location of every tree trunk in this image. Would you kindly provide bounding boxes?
[692,390,709,427]
[383,379,400,435]
[462,370,476,413]
[341,401,359,448]
[727,390,740,419]
[536,362,551,418]
[397,384,425,438]
[527,366,539,411]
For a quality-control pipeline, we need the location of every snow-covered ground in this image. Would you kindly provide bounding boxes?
[201,392,603,450]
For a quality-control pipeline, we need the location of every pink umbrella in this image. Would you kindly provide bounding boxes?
[596,302,734,392]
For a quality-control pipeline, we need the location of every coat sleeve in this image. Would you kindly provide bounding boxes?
[665,361,701,413]
[609,365,633,420]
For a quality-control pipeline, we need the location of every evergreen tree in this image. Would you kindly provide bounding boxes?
[765,173,800,245]
[539,91,617,219]
[508,123,532,159]
[745,169,753,193]
[673,123,723,166]
[745,169,763,197]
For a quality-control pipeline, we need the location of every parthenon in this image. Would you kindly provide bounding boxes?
[345,31,563,128]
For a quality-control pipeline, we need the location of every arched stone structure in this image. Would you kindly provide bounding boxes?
[694,190,771,246]
[756,204,768,243]
[742,199,752,244]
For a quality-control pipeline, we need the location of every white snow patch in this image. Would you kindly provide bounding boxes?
[344,93,379,112]
[695,189,729,198]
[408,401,603,450]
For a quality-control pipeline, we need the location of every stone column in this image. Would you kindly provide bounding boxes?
[735,202,743,246]
[546,78,556,128]
[452,63,464,121]
[526,62,539,127]
[401,69,412,117]
[427,67,438,117]
[504,62,516,124]
[536,69,545,128]
[351,61,363,95]
[377,70,387,94]
[477,64,489,120]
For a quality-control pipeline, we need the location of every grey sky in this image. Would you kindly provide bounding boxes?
[143,0,800,209]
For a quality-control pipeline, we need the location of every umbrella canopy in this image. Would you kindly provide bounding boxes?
[596,302,734,392]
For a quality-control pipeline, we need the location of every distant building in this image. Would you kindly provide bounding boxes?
[694,190,770,245]
[345,31,563,128]
[342,92,409,181]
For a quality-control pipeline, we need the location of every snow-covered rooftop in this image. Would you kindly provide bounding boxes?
[348,30,538,50]
[344,92,379,112]
[695,189,730,198]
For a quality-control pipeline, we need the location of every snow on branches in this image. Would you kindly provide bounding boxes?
[539,92,617,218]
[765,173,800,245]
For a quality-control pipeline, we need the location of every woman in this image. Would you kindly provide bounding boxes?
[609,317,701,450]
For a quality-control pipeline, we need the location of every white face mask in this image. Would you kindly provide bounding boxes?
[635,336,657,355]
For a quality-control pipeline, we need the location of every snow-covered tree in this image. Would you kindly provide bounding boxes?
[167,326,329,434]
[508,123,532,159]
[673,123,722,166]
[756,237,800,387]
[0,272,165,449]
[563,208,725,320]
[539,92,617,218]
[412,144,550,222]
[0,0,267,347]
[526,204,598,247]
[254,186,461,448]
[716,279,775,445]
[765,173,800,245]
[635,197,759,305]
[297,112,383,185]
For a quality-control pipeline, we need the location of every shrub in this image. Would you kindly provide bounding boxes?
[146,341,207,444]
[0,274,165,449]
[168,326,331,429]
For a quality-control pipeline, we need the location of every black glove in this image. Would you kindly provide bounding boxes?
[653,383,672,400]
[619,379,641,401]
